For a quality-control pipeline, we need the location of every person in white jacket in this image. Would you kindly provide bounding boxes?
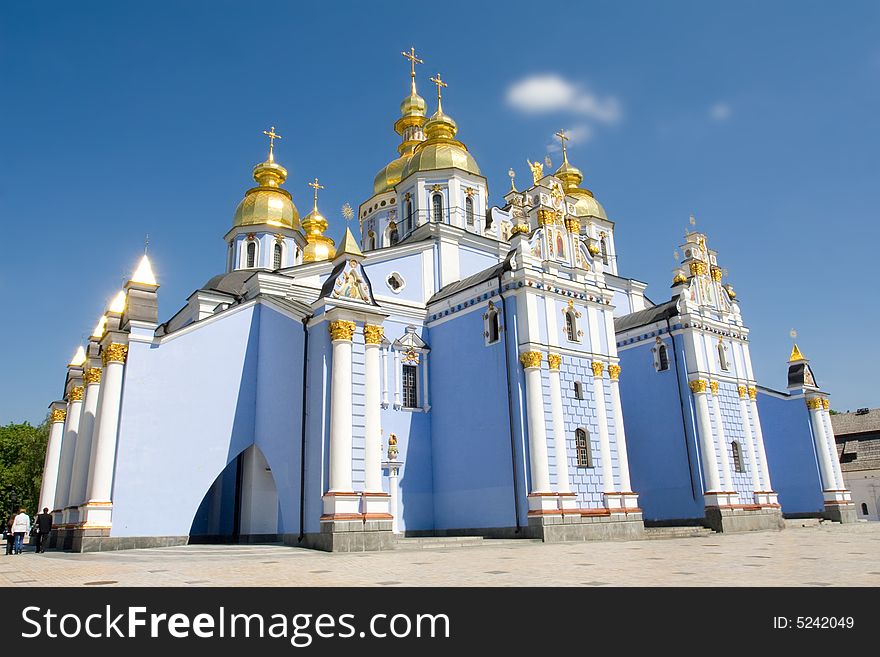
[11,508,30,555]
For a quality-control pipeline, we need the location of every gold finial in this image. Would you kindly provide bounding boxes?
[555,128,570,162]
[308,177,324,211]
[508,168,516,191]
[402,47,423,94]
[342,202,354,222]
[429,73,447,113]
[789,343,807,363]
[263,126,282,163]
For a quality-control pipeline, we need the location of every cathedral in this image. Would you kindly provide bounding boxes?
[38,50,855,552]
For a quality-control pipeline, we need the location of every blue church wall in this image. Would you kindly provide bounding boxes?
[617,338,705,521]
[303,322,331,535]
[363,252,424,304]
[458,246,498,280]
[708,382,758,499]
[611,290,632,316]
[757,392,824,515]
[111,304,262,538]
[380,318,434,532]
[505,296,532,529]
[253,304,305,537]
[428,301,520,531]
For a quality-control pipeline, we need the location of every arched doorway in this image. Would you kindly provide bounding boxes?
[189,445,280,543]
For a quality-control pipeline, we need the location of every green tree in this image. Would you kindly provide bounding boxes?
[0,419,49,520]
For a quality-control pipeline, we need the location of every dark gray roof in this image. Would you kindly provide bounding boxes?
[427,254,513,305]
[832,409,880,437]
[201,270,256,297]
[613,299,679,333]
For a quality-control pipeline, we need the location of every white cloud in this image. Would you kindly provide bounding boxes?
[506,74,622,123]
[709,102,732,122]
[547,124,592,152]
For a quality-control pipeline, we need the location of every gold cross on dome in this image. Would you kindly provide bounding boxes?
[308,177,324,209]
[430,73,448,112]
[263,126,282,162]
[555,128,570,157]
[402,47,423,79]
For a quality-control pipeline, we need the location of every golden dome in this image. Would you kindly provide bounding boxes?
[374,154,410,195]
[232,159,300,231]
[402,109,480,178]
[301,205,335,263]
[555,151,607,221]
[400,91,426,118]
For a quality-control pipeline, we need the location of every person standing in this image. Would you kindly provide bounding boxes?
[3,515,13,555]
[34,508,53,553]
[11,508,30,555]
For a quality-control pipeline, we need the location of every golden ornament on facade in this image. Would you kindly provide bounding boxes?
[673,272,688,285]
[50,408,67,423]
[710,266,723,282]
[806,397,823,410]
[747,386,757,400]
[102,343,129,366]
[537,209,557,226]
[591,361,605,378]
[608,364,621,381]
[83,368,102,385]
[510,223,530,236]
[689,261,707,277]
[328,320,356,341]
[69,386,85,401]
[363,324,384,345]
[587,242,600,256]
[822,398,829,411]
[689,379,708,394]
[564,217,579,233]
[709,380,719,395]
[519,351,542,369]
[737,384,748,399]
[547,354,562,370]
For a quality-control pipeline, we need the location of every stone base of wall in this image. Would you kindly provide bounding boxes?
[49,527,190,553]
[526,510,645,543]
[704,505,785,533]
[822,503,858,524]
[299,519,395,552]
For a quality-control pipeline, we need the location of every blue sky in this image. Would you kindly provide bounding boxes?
[1,1,878,423]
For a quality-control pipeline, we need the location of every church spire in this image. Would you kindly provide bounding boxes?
[301,177,336,263]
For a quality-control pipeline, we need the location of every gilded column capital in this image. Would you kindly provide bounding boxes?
[363,324,384,345]
[564,217,580,233]
[547,353,562,370]
[328,320,356,342]
[537,208,558,226]
[709,380,719,395]
[806,397,823,411]
[519,351,542,369]
[68,386,85,402]
[83,368,102,385]
[608,364,621,381]
[689,379,708,394]
[710,266,723,282]
[822,399,830,411]
[50,408,67,423]
[747,386,757,400]
[590,361,605,378]
[101,343,129,366]
[737,384,748,399]
[510,223,530,236]
[689,261,707,277]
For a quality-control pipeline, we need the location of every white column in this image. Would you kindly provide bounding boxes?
[691,379,722,493]
[807,398,837,491]
[393,349,401,408]
[381,346,389,407]
[363,325,383,493]
[53,387,83,514]
[520,351,551,496]
[84,344,128,515]
[421,352,430,410]
[389,464,401,533]
[607,365,633,493]
[547,355,571,494]
[737,386,762,494]
[821,402,846,490]
[39,404,67,513]
[747,387,773,492]
[328,321,355,493]
[710,382,735,492]
[67,366,101,515]
[591,362,616,495]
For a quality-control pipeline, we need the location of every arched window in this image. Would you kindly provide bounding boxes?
[487,309,500,344]
[246,240,256,268]
[273,242,283,269]
[565,310,577,342]
[389,227,399,245]
[600,237,608,263]
[658,344,670,371]
[731,441,744,472]
[575,428,593,468]
[862,502,869,515]
[432,193,444,222]
[368,231,376,251]
[718,342,729,371]
[405,200,413,232]
[465,196,475,227]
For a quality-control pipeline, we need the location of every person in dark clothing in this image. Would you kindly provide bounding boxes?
[4,515,13,555]
[33,508,53,553]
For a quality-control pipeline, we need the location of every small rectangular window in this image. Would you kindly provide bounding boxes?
[402,364,418,408]
[575,428,593,468]
[573,381,584,400]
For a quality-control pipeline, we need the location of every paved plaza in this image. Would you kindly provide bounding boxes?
[1,521,878,587]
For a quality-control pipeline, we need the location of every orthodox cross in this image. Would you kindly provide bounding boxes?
[430,73,447,112]
[144,233,150,255]
[263,126,282,162]
[402,47,423,92]
[308,177,324,210]
[555,129,570,159]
